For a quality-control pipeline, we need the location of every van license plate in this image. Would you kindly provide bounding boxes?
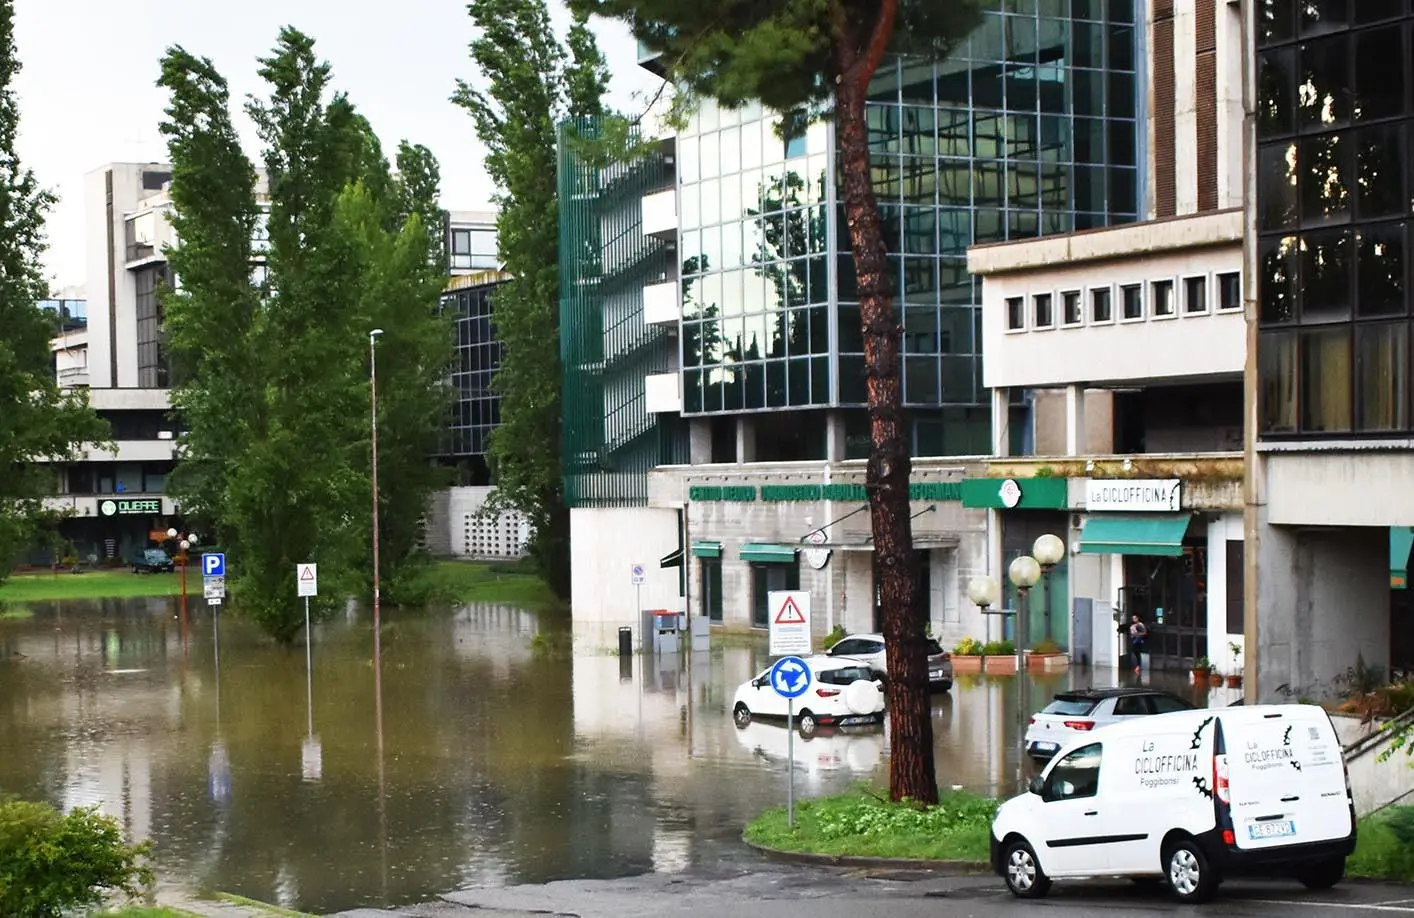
[1248,820,1295,840]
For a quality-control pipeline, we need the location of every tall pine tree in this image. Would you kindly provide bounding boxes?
[454,0,609,599]
[0,0,108,578]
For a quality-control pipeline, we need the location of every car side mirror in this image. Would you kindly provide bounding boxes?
[752,678,765,688]
[1028,776,1045,796]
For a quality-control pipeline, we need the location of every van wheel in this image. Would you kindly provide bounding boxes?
[1002,839,1051,898]
[1298,857,1345,890]
[732,703,751,728]
[1164,838,1218,903]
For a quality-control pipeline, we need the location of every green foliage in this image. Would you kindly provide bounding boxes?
[159,31,450,642]
[0,799,153,917]
[743,787,996,862]
[1349,807,1414,881]
[822,624,847,650]
[0,1,109,583]
[980,640,1014,656]
[386,560,560,611]
[0,572,180,603]
[952,636,984,656]
[1031,638,1061,655]
[453,0,609,600]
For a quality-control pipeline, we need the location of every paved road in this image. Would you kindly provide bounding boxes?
[330,865,1414,918]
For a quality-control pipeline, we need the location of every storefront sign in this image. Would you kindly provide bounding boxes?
[998,479,1022,508]
[99,498,162,517]
[688,482,963,502]
[1085,479,1182,513]
[960,477,1069,510]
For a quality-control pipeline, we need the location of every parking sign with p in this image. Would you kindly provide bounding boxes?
[201,553,225,577]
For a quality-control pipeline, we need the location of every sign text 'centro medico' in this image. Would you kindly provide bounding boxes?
[1085,479,1182,513]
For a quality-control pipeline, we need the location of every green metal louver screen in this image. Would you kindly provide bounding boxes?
[558,119,689,508]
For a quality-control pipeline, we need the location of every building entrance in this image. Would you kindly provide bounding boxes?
[1120,541,1208,669]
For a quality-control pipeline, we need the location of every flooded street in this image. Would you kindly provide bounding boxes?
[0,600,1221,914]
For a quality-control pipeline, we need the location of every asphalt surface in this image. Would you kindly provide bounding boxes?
[330,864,1414,918]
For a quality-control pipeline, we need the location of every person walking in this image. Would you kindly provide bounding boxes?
[1127,613,1149,674]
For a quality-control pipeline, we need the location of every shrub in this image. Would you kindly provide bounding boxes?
[981,640,1015,656]
[1031,638,1062,655]
[0,799,152,917]
[822,625,847,650]
[953,636,983,656]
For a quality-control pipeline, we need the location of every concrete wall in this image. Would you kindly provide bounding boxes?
[1267,451,1414,526]
[1205,513,1245,676]
[1032,389,1114,455]
[570,506,683,647]
[437,487,530,560]
[1255,523,1390,700]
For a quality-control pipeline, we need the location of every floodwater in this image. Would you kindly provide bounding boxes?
[0,599,1222,913]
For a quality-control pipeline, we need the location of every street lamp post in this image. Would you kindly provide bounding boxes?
[1032,533,1065,644]
[369,329,384,659]
[166,527,199,625]
[1008,555,1042,794]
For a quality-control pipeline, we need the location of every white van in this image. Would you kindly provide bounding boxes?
[990,703,1356,903]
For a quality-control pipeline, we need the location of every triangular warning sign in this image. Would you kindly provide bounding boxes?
[299,566,315,580]
[774,596,806,625]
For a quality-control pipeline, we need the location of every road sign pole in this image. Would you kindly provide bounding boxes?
[787,697,795,828]
[636,583,642,648]
[305,595,314,737]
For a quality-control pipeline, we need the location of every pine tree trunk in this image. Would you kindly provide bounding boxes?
[835,75,938,805]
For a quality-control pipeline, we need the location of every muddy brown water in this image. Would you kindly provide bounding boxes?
[0,599,1216,913]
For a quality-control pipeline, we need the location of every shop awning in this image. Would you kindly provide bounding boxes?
[659,547,683,569]
[690,540,723,558]
[1078,514,1192,557]
[740,543,797,564]
[1393,527,1413,590]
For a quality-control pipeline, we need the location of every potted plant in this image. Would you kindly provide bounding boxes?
[951,636,984,673]
[1024,637,1070,672]
[1226,641,1244,688]
[1192,656,1212,684]
[982,639,1018,674]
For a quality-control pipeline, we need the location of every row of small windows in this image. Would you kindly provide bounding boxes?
[1004,272,1242,331]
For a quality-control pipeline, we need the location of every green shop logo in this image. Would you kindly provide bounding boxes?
[99,498,162,517]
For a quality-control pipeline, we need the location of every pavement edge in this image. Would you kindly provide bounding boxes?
[741,836,992,874]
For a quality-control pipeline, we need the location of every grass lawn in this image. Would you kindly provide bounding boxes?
[1349,805,1414,881]
[213,892,316,916]
[408,559,561,610]
[102,909,195,917]
[743,787,998,862]
[0,569,183,603]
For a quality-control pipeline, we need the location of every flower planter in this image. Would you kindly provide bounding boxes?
[1192,667,1211,684]
[983,655,1019,675]
[1208,671,1224,687]
[1024,651,1070,672]
[951,655,983,674]
[1225,674,1243,688]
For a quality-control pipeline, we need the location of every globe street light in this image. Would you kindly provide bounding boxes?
[1007,554,1041,794]
[967,575,1001,613]
[166,527,199,628]
[1032,533,1065,643]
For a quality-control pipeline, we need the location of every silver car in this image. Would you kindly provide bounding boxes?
[1024,687,1195,760]
[825,632,953,691]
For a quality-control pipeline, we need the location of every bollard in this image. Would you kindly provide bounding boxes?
[618,626,633,658]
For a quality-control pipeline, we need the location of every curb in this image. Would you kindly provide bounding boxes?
[742,837,991,874]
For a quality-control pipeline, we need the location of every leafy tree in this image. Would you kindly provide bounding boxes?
[572,0,982,803]
[160,31,450,641]
[0,0,109,580]
[0,799,153,918]
[453,0,610,600]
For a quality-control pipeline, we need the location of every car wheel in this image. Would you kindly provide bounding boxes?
[797,710,818,737]
[1298,857,1345,890]
[1002,838,1051,899]
[732,703,751,729]
[1164,837,1218,903]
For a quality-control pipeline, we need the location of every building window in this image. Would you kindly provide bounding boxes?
[450,227,498,271]
[1091,286,1113,323]
[1121,283,1143,320]
[1151,279,1175,317]
[1061,290,1082,326]
[1217,272,1241,311]
[1033,292,1054,329]
[1183,275,1208,314]
[1006,296,1025,330]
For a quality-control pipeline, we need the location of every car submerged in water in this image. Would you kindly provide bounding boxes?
[732,655,885,737]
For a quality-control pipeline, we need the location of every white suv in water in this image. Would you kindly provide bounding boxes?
[732,655,885,736]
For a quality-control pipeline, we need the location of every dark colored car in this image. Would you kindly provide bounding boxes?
[131,548,175,574]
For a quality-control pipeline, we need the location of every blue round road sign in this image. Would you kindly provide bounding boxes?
[769,655,813,699]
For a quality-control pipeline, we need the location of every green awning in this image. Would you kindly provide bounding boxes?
[1078,514,1192,557]
[659,548,683,569]
[690,540,723,558]
[740,543,797,564]
[1393,527,1413,590]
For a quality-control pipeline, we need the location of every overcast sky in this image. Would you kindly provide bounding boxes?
[13,0,661,291]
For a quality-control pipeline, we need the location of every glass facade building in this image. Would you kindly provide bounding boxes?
[440,278,506,482]
[676,0,1140,456]
[1256,0,1414,438]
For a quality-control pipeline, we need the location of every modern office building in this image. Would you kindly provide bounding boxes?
[561,1,1146,646]
[1248,0,1414,697]
[965,0,1248,674]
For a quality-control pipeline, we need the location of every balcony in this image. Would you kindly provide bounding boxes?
[972,452,1244,512]
[642,280,678,325]
[81,439,179,463]
[972,210,1244,389]
[57,366,89,388]
[641,189,676,238]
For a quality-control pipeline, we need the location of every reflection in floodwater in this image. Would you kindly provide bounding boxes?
[0,601,1217,913]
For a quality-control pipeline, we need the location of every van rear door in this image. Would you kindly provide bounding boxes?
[1223,706,1352,851]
